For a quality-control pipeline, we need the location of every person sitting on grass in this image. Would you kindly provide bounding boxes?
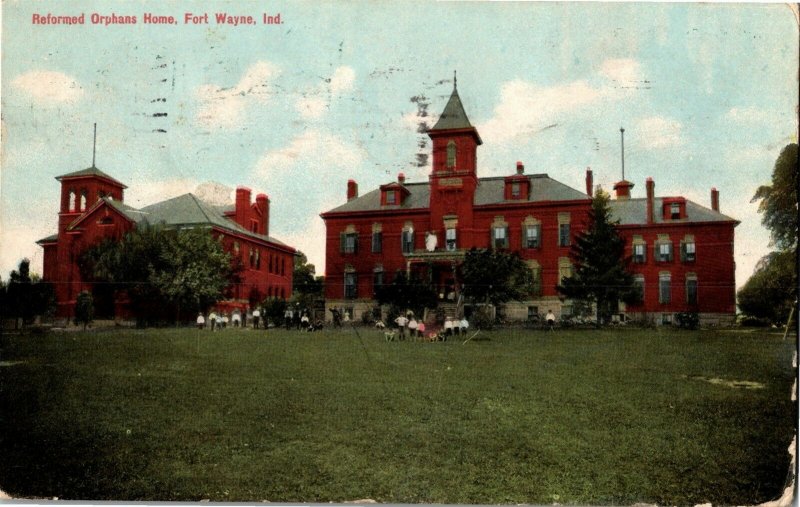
[375,320,386,330]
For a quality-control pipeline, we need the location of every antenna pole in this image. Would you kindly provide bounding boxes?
[454,70,457,89]
[92,123,97,167]
[620,127,625,181]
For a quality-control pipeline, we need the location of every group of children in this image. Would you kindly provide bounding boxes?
[382,313,469,340]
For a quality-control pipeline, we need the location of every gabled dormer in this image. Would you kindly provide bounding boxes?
[380,173,411,206]
[504,161,530,201]
[662,197,687,220]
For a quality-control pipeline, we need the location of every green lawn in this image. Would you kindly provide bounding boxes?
[0,326,795,504]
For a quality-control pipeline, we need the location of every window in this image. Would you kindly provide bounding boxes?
[661,313,673,325]
[402,229,415,253]
[527,306,539,321]
[372,231,382,253]
[345,272,357,299]
[79,190,88,211]
[340,232,358,254]
[511,182,521,198]
[670,203,681,219]
[633,275,645,303]
[446,228,457,251]
[492,226,509,249]
[373,269,384,296]
[531,266,542,297]
[559,258,572,282]
[633,243,646,263]
[659,273,671,304]
[69,190,77,211]
[525,224,541,248]
[249,248,255,268]
[446,140,456,168]
[686,277,698,306]
[255,250,261,270]
[559,224,570,247]
[98,216,113,225]
[386,191,396,205]
[657,242,673,262]
[233,241,240,256]
[682,241,696,262]
[281,258,285,276]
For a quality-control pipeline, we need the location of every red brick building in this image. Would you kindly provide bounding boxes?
[320,82,738,325]
[38,166,295,319]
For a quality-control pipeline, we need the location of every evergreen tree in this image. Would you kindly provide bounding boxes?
[375,270,437,317]
[557,189,635,324]
[461,248,534,306]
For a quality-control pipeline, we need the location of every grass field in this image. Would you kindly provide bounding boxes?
[0,326,795,504]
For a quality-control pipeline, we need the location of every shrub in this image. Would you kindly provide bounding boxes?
[675,311,700,330]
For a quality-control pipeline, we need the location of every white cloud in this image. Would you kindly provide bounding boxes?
[194,182,234,206]
[599,58,644,87]
[725,106,774,125]
[11,70,83,105]
[255,130,364,177]
[634,116,684,149]
[195,61,280,129]
[293,66,356,120]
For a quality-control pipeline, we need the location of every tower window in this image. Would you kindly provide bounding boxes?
[446,228,457,251]
[446,140,456,169]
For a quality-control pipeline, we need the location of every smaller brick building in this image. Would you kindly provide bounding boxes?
[38,166,295,319]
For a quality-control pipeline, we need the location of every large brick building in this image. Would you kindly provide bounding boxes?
[38,166,295,319]
[320,82,738,325]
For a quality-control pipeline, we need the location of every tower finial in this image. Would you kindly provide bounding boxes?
[620,127,625,181]
[454,70,457,90]
[92,123,97,168]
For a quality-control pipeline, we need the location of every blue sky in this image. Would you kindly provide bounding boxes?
[1,1,797,288]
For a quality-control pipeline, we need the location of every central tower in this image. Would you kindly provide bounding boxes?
[427,75,482,247]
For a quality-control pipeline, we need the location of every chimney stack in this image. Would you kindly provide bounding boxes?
[585,167,593,197]
[256,193,270,236]
[646,178,655,224]
[235,186,251,228]
[711,187,719,212]
[347,179,358,201]
[516,161,524,175]
[398,172,406,184]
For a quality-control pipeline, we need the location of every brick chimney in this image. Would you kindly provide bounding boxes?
[398,172,406,184]
[256,193,269,236]
[585,167,593,197]
[711,187,719,212]
[646,177,655,224]
[347,179,358,201]
[235,186,251,228]
[516,161,524,175]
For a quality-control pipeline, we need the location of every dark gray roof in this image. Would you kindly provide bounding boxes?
[137,194,289,247]
[105,198,148,223]
[430,86,473,131]
[609,198,737,225]
[36,233,59,244]
[323,174,590,214]
[56,166,128,188]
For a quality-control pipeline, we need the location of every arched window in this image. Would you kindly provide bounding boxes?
[69,190,77,211]
[446,140,456,168]
[79,190,88,211]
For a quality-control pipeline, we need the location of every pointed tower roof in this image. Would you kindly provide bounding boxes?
[55,166,128,189]
[430,73,474,131]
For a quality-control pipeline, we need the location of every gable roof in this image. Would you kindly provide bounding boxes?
[609,198,738,225]
[55,166,128,188]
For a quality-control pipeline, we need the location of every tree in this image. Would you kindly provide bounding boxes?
[461,248,534,307]
[292,251,324,309]
[83,225,239,324]
[751,143,798,250]
[4,259,55,328]
[739,144,798,324]
[557,189,636,324]
[74,290,94,330]
[375,269,437,318]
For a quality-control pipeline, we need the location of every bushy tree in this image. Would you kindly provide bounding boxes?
[557,189,636,324]
[461,248,534,306]
[3,259,55,327]
[739,144,798,324]
[375,270,437,317]
[82,225,239,324]
[738,250,796,325]
[292,251,324,309]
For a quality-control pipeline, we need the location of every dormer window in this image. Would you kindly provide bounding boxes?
[670,203,680,219]
[511,182,521,198]
[446,140,456,168]
[386,191,396,205]
[662,198,686,220]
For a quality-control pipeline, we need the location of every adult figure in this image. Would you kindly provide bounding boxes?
[546,309,556,331]
[209,310,217,331]
[460,316,469,337]
[395,313,408,340]
[196,312,205,330]
[232,309,241,328]
[285,307,293,330]
[252,307,261,329]
[408,317,418,340]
